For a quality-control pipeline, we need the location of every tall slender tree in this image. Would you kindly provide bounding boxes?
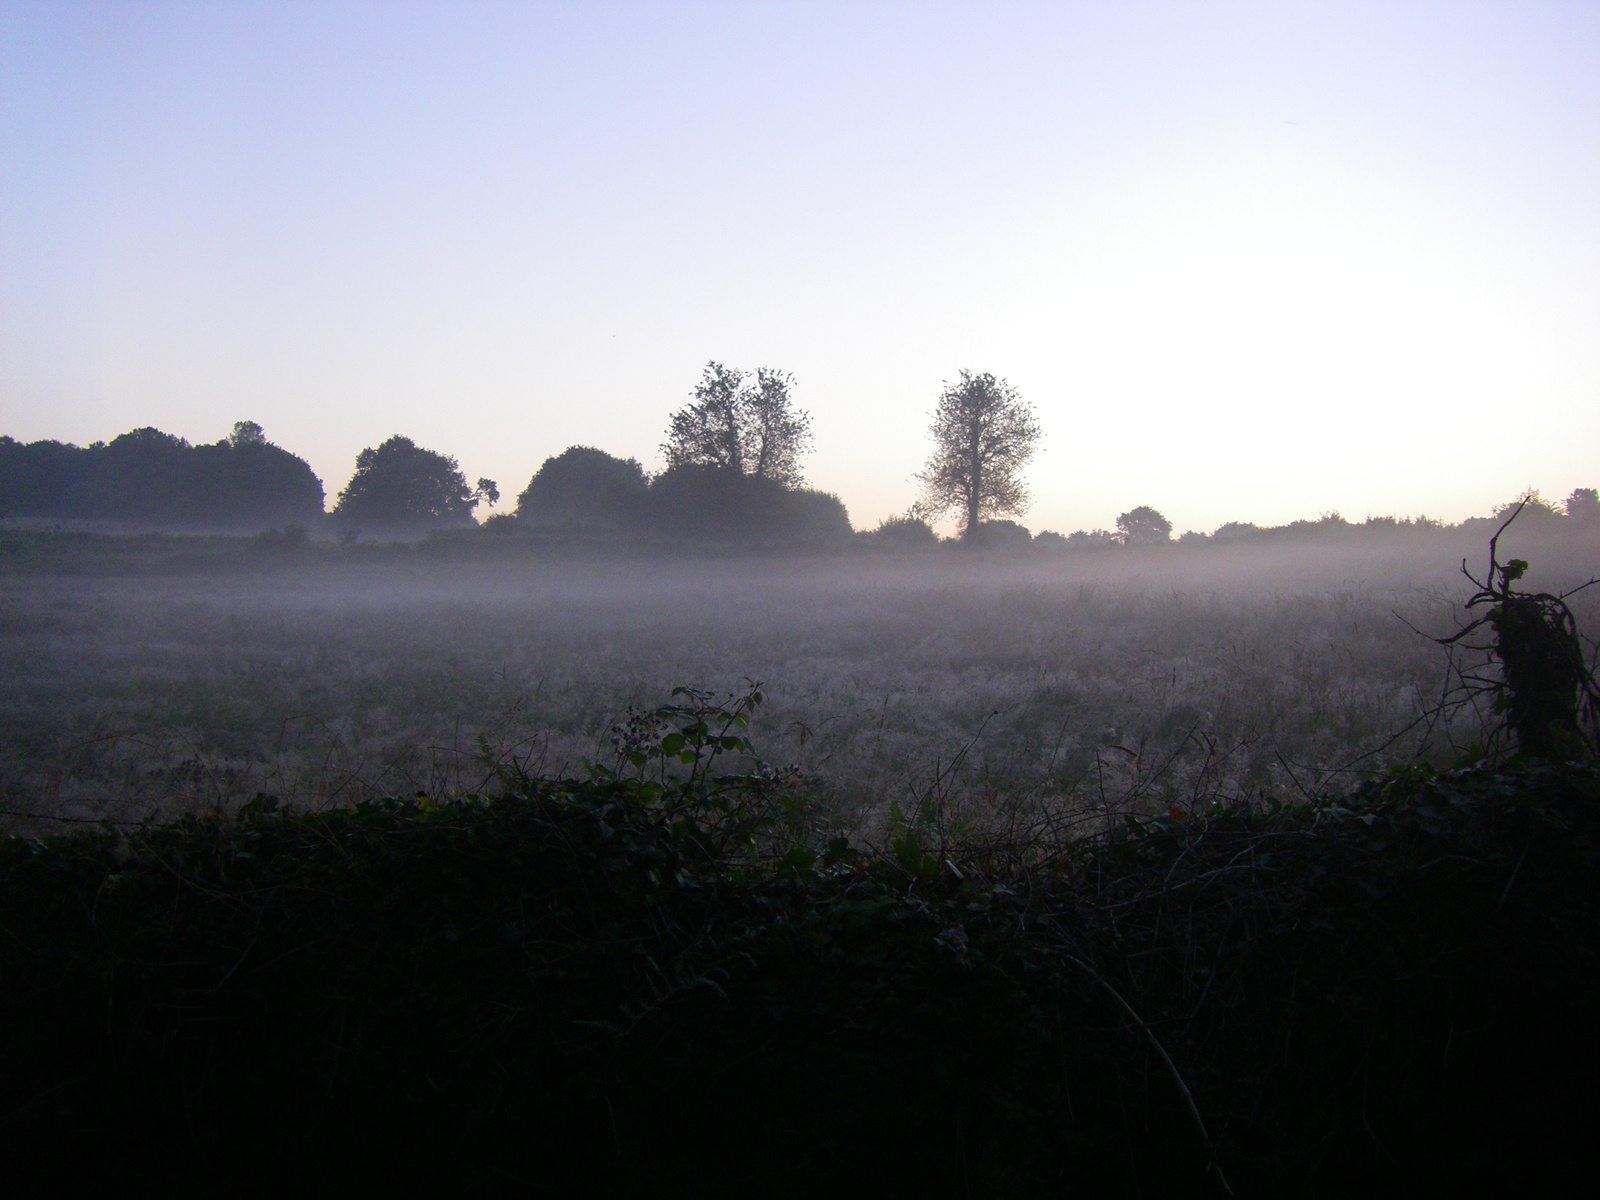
[917,370,1041,540]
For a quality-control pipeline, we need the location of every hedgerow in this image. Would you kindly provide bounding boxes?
[5,720,1598,1196]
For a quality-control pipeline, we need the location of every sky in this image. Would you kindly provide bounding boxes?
[2,1,1597,535]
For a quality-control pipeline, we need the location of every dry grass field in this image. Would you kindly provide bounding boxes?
[3,526,1596,835]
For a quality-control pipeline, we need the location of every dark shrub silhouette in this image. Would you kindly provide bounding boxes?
[0,422,324,528]
[1116,505,1172,546]
[515,446,647,526]
[642,465,850,546]
[332,436,491,530]
[967,519,1034,550]
[866,514,938,550]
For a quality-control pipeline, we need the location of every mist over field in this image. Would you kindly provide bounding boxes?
[5,6,1600,1191]
[6,525,1595,835]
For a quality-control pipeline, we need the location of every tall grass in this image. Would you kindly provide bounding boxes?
[3,532,1595,833]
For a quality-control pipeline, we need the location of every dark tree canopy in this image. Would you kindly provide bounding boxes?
[1565,488,1599,522]
[332,436,493,529]
[0,424,324,527]
[917,370,1041,540]
[662,363,812,487]
[1116,506,1173,546]
[642,465,851,546]
[967,519,1034,551]
[515,446,648,525]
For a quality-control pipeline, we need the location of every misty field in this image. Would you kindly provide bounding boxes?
[3,530,1597,834]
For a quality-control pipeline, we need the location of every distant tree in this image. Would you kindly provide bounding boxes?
[967,519,1034,550]
[229,420,268,448]
[0,424,322,527]
[1116,506,1172,546]
[1065,529,1118,549]
[1210,522,1259,543]
[661,362,813,485]
[333,436,490,528]
[665,363,746,474]
[1566,487,1599,522]
[742,369,812,486]
[868,513,939,550]
[643,465,851,546]
[516,446,647,525]
[917,371,1041,541]
[1493,489,1562,524]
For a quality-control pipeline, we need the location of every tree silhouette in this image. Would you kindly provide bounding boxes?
[742,369,811,486]
[332,435,490,529]
[917,370,1040,540]
[662,362,813,485]
[1117,506,1172,546]
[0,423,323,527]
[515,446,647,525]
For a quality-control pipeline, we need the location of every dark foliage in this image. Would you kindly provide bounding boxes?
[0,423,324,528]
[1117,505,1173,546]
[966,518,1034,551]
[642,464,852,546]
[515,445,648,526]
[864,513,939,549]
[662,362,814,487]
[332,435,492,530]
[1433,512,1599,759]
[5,736,1599,1196]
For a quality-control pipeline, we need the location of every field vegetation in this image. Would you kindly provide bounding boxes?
[5,521,1595,835]
[3,509,1598,1194]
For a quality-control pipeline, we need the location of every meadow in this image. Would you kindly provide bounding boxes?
[5,523,1595,835]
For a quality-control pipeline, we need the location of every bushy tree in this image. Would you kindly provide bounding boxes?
[662,363,813,486]
[515,446,647,525]
[1493,489,1562,524]
[967,519,1034,550]
[1566,488,1599,522]
[1116,506,1173,546]
[333,436,494,529]
[917,371,1041,540]
[0,423,324,527]
[867,514,939,550]
[1211,522,1260,543]
[643,465,850,546]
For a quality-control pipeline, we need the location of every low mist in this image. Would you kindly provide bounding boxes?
[5,523,1595,835]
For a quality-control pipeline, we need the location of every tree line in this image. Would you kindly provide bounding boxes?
[0,423,325,528]
[5,367,1597,545]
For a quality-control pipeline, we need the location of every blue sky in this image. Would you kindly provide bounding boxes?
[3,1,1597,533]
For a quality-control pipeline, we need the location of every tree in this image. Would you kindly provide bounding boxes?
[662,362,813,486]
[917,370,1041,540]
[229,420,267,448]
[1117,506,1172,546]
[0,424,323,527]
[515,446,647,525]
[332,435,494,529]
[1566,487,1599,522]
[742,368,811,487]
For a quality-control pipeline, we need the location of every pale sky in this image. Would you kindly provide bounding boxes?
[2,1,1597,534]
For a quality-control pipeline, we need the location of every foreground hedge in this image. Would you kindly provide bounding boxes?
[4,761,1598,1197]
